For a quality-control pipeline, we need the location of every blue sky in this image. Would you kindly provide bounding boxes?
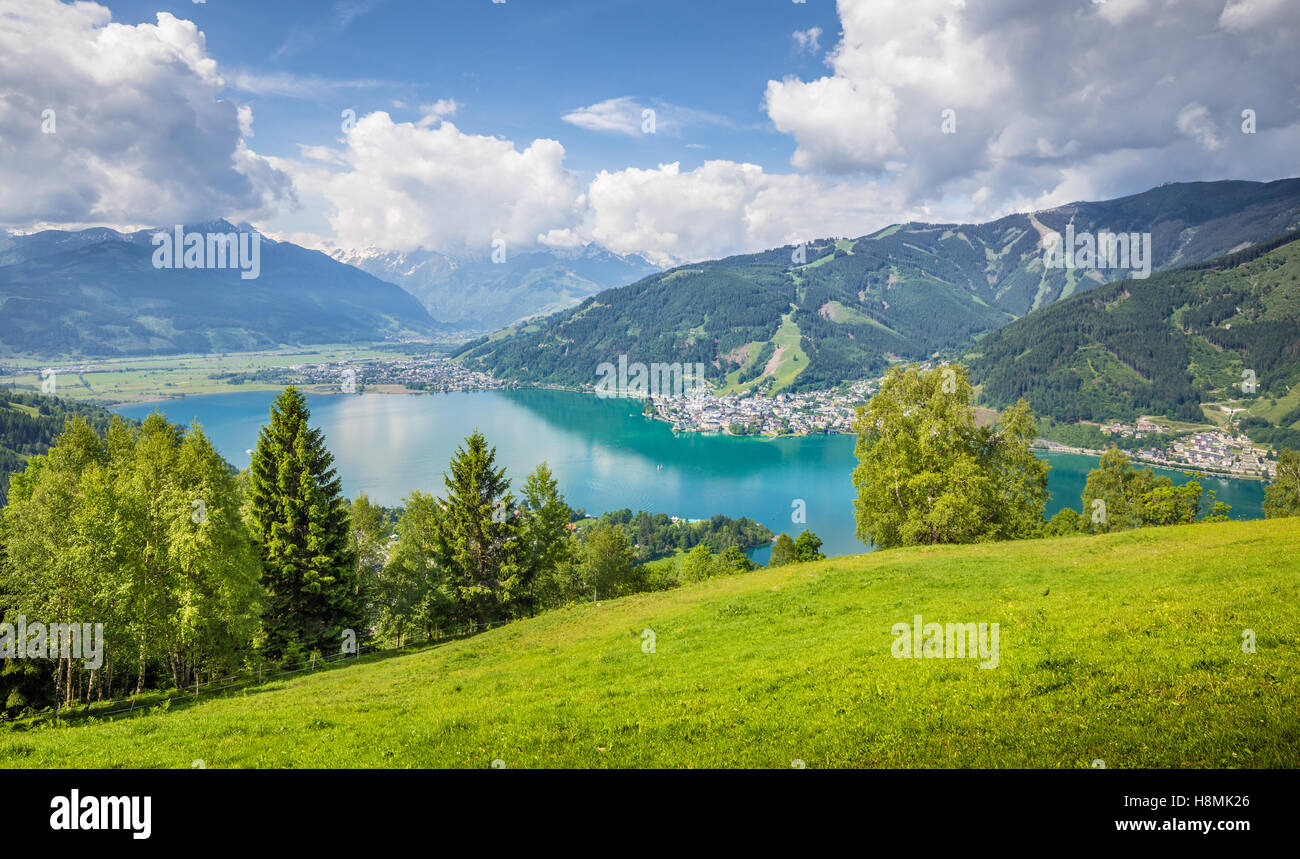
[4,1,1298,262]
[107,0,840,176]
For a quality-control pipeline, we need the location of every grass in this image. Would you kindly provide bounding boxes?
[1247,382,1300,426]
[2,518,1297,768]
[765,313,808,393]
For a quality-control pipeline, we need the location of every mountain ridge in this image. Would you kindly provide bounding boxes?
[0,221,447,358]
[457,178,1300,394]
[330,242,664,332]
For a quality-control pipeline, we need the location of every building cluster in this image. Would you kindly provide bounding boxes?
[648,382,875,436]
[294,355,507,393]
[1130,429,1276,479]
[1100,419,1168,439]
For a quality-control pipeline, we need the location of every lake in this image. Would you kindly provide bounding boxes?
[117,388,1267,561]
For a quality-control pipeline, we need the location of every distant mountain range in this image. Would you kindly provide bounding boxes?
[330,243,664,332]
[968,229,1300,445]
[0,221,444,357]
[456,179,1300,394]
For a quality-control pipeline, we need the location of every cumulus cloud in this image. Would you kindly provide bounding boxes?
[764,0,1300,210]
[289,114,915,264]
[0,1,293,228]
[570,161,914,266]
[285,112,585,254]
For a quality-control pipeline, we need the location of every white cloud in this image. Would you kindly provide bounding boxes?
[763,0,1300,211]
[571,161,910,266]
[228,71,391,98]
[562,97,737,138]
[1176,103,1223,151]
[1218,0,1293,31]
[286,111,585,254]
[0,1,293,228]
[563,97,647,137]
[792,27,823,53]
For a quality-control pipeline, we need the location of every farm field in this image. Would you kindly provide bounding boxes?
[0,343,440,404]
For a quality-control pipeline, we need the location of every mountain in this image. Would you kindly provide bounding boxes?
[0,222,446,357]
[967,229,1300,445]
[457,179,1300,393]
[331,243,664,332]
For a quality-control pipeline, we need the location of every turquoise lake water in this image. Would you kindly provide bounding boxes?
[118,388,1266,561]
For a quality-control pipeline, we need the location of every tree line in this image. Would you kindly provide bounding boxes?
[1,386,810,717]
[852,364,1300,549]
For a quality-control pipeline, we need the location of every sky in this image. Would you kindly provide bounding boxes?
[1,0,1297,264]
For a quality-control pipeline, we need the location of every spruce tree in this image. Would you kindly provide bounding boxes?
[247,387,358,658]
[432,431,518,631]
[518,462,571,617]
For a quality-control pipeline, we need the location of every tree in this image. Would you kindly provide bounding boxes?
[1081,449,1170,533]
[2,414,259,707]
[852,364,1048,549]
[1264,449,1300,518]
[769,533,796,567]
[1140,483,1202,527]
[793,530,826,562]
[719,545,755,574]
[579,523,637,598]
[533,540,583,609]
[680,543,715,583]
[377,491,453,643]
[346,493,391,630]
[431,430,518,630]
[1042,508,1084,537]
[247,387,359,659]
[517,462,572,616]
[163,421,261,686]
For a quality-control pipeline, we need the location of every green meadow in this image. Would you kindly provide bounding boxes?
[0,343,431,404]
[2,518,1297,768]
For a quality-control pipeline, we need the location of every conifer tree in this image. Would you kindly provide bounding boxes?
[517,462,571,617]
[247,387,358,658]
[432,431,518,631]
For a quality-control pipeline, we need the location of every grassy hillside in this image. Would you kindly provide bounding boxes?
[3,518,1296,768]
[968,231,1300,439]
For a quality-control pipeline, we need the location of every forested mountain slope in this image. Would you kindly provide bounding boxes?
[458,179,1300,393]
[0,222,446,357]
[968,231,1300,437]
